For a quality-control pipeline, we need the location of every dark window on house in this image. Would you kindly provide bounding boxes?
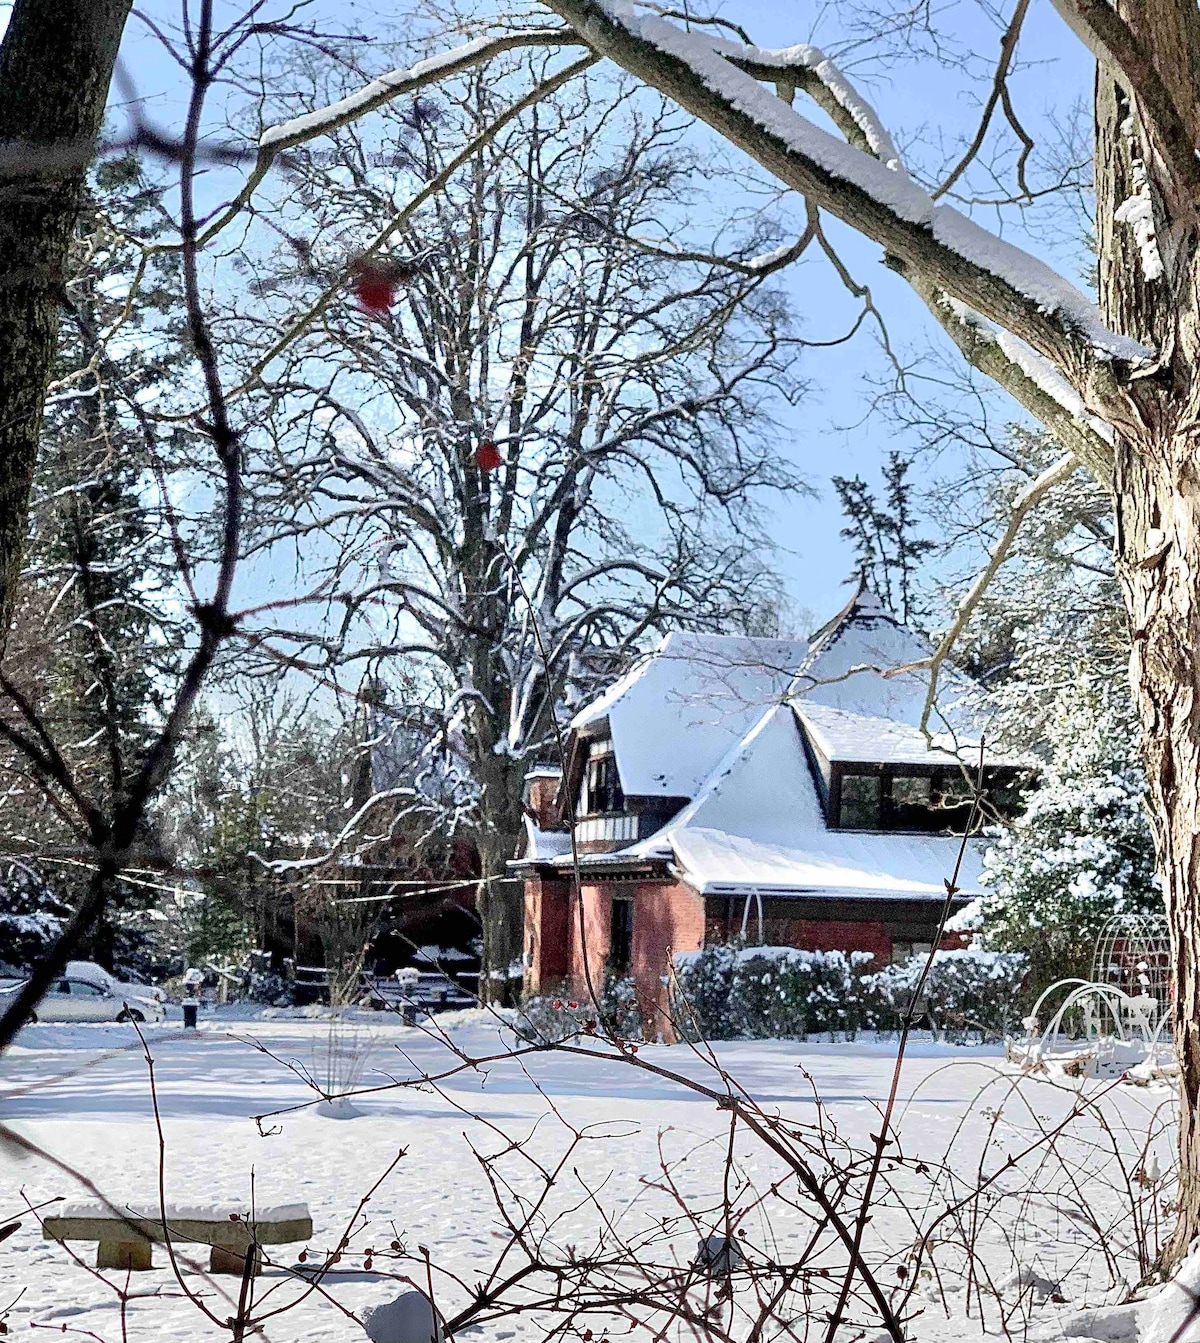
[833,766,1024,832]
[581,748,624,816]
[609,898,633,974]
[839,773,881,829]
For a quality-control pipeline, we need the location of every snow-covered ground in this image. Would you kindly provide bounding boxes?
[0,1009,1178,1341]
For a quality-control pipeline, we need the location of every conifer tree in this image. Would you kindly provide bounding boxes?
[0,156,185,973]
[833,454,933,623]
[978,677,1160,1004]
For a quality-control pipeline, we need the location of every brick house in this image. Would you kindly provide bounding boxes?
[513,583,1027,1037]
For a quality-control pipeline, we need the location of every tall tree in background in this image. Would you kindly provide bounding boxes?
[0,157,184,972]
[833,453,933,623]
[166,691,393,1000]
[979,675,1160,1004]
[233,58,805,999]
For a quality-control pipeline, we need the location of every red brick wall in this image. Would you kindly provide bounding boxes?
[762,914,893,967]
[527,775,561,830]
[533,877,706,1039]
[523,876,570,992]
[566,881,612,987]
[630,880,705,1036]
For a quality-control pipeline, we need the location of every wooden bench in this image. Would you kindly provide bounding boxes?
[43,1202,312,1274]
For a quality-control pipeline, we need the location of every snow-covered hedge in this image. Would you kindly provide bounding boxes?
[672,941,1027,1042]
[673,943,876,1041]
[867,948,1028,1041]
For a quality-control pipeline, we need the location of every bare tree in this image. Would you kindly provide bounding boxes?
[225,53,807,999]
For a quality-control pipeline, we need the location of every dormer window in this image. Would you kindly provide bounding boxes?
[835,767,989,833]
[580,740,624,817]
[839,773,881,829]
[796,704,1027,835]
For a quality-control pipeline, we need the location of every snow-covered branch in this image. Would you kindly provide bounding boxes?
[544,0,1152,431]
[194,31,586,249]
[916,286,1115,477]
[257,31,582,153]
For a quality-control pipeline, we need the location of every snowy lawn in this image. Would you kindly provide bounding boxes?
[0,1009,1177,1342]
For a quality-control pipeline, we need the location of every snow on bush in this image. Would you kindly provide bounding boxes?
[978,677,1160,1002]
[516,975,644,1044]
[0,861,68,971]
[866,948,1027,1042]
[673,941,1024,1042]
[671,943,737,1039]
[731,946,876,1039]
[673,942,874,1041]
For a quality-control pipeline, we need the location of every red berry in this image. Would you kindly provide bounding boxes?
[390,1239,400,1251]
[353,266,398,314]
[475,440,502,472]
[298,1250,307,1263]
[553,999,563,1009]
[568,1002,578,1010]
[630,1044,639,1054]
[365,1257,374,1270]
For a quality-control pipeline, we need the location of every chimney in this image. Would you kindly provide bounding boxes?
[524,765,563,831]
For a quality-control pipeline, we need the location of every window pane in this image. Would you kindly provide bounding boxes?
[891,776,931,807]
[886,774,941,832]
[839,774,880,829]
[609,899,633,974]
[583,751,624,814]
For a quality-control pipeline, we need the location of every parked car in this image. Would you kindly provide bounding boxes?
[0,961,166,1024]
[65,960,165,1007]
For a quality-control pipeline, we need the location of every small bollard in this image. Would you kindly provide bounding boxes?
[182,998,199,1029]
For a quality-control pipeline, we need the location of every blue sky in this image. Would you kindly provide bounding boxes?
[8,0,1095,631]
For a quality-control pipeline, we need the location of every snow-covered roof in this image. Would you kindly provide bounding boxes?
[798,703,1000,767]
[413,945,473,963]
[571,631,808,798]
[533,586,999,900]
[792,584,974,732]
[521,814,573,862]
[626,704,983,899]
[524,765,562,781]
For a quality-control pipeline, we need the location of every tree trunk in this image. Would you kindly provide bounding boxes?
[1116,438,1200,1262]
[1095,48,1200,1259]
[0,0,133,645]
[474,753,526,1007]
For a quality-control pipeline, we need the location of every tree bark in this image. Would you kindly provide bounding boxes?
[474,752,526,1007]
[0,0,133,646]
[1094,46,1200,1260]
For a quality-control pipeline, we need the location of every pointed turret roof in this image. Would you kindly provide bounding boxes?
[791,579,974,733]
